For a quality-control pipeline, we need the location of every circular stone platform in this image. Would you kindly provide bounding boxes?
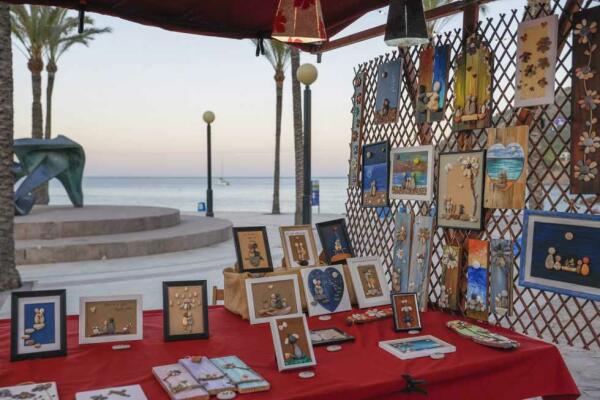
[15,205,232,265]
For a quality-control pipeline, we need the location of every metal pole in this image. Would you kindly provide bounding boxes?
[302,85,312,225]
[206,122,214,217]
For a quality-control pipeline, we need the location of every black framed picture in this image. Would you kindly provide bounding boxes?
[391,292,422,332]
[11,289,67,361]
[232,226,274,273]
[310,327,355,346]
[361,141,391,208]
[162,280,209,341]
[315,218,354,265]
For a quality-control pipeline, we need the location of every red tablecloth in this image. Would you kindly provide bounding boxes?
[0,306,579,400]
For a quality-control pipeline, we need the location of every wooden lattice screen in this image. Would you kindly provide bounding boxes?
[345,0,600,350]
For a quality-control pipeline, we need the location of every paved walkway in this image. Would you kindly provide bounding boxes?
[1,211,598,398]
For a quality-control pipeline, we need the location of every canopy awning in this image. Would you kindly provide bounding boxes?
[4,0,388,42]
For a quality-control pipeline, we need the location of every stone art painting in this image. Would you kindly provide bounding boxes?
[439,244,462,311]
[514,14,558,107]
[0,382,58,400]
[490,239,513,316]
[362,141,390,207]
[301,265,352,317]
[465,239,489,321]
[416,44,450,124]
[389,145,434,202]
[349,70,367,187]
[407,215,434,311]
[374,59,402,124]
[391,212,412,293]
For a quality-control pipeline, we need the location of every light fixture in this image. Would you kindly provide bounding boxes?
[271,0,327,44]
[297,63,318,86]
[384,0,429,47]
[203,111,215,124]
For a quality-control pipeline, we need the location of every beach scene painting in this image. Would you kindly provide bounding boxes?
[407,215,434,311]
[466,239,489,321]
[416,45,450,124]
[490,239,513,316]
[484,126,528,209]
[389,145,434,201]
[391,212,412,293]
[374,59,402,124]
[362,141,390,207]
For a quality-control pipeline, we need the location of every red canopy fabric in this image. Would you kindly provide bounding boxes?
[3,0,388,40]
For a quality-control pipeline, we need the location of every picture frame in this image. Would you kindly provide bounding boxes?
[245,275,303,324]
[390,292,421,332]
[279,225,319,268]
[315,218,354,265]
[79,294,143,344]
[347,256,391,308]
[310,327,355,346]
[300,264,352,317]
[76,385,148,400]
[162,280,209,341]
[10,290,66,361]
[270,314,316,371]
[519,210,600,301]
[232,226,274,273]
[362,141,390,208]
[389,145,435,202]
[437,150,486,231]
[379,335,456,360]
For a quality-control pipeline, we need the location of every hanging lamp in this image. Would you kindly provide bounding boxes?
[384,0,429,47]
[271,0,327,44]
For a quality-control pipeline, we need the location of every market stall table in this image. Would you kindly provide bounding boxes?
[0,306,579,399]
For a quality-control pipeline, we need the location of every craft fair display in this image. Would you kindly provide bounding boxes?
[453,35,493,131]
[279,225,319,268]
[315,219,354,264]
[416,45,450,124]
[519,210,600,301]
[347,256,390,308]
[389,145,435,201]
[78,295,143,344]
[484,126,529,210]
[407,215,434,311]
[361,141,390,207]
[390,293,421,332]
[345,307,393,326]
[374,59,403,124]
[379,335,456,360]
[210,356,270,394]
[76,385,148,400]
[438,245,462,311]
[232,226,273,273]
[391,212,412,292]
[349,70,367,187]
[447,320,520,349]
[244,275,303,324]
[490,240,514,316]
[514,14,558,107]
[0,382,58,400]
[179,356,236,395]
[310,327,355,346]
[153,363,209,400]
[437,151,486,230]
[301,264,352,317]
[571,6,600,194]
[162,281,209,341]
[10,290,66,361]
[269,314,316,371]
[465,239,490,321]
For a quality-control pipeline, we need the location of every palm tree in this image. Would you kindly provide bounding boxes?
[254,39,291,214]
[44,9,111,139]
[291,47,303,224]
[0,2,22,291]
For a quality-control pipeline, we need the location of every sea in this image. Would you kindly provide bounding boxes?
[47,177,348,214]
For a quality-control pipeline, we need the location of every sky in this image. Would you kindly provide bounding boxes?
[12,0,525,177]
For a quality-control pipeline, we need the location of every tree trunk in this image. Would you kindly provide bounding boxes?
[0,3,22,290]
[291,48,303,224]
[28,57,49,204]
[272,69,284,215]
[45,61,57,140]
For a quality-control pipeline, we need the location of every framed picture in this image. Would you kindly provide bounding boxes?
[232,226,274,273]
[519,210,600,301]
[390,293,421,332]
[310,327,355,346]
[162,280,209,341]
[465,239,489,321]
[374,58,402,125]
[10,290,66,361]
[76,385,148,400]
[437,150,486,230]
[301,264,352,316]
[416,44,450,124]
[390,145,435,202]
[79,294,143,344]
[490,239,514,316]
[379,335,456,360]
[0,383,59,399]
[245,275,303,324]
[270,314,316,371]
[316,218,354,265]
[279,225,319,268]
[362,141,390,208]
[347,256,391,308]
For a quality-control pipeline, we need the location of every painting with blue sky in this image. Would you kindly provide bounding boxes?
[466,239,489,320]
[362,141,389,208]
[374,59,402,124]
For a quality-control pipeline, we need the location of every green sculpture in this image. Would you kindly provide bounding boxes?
[13,135,85,215]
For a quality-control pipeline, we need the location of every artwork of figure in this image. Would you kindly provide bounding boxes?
[392,212,412,292]
[407,215,434,311]
[453,35,493,131]
[270,315,316,371]
[362,141,390,207]
[490,239,513,316]
[439,245,461,311]
[233,227,273,273]
[390,145,434,201]
[86,300,136,338]
[358,265,383,298]
[22,303,54,349]
[302,265,352,316]
[374,59,402,124]
[416,45,450,124]
[0,383,59,400]
[316,219,354,265]
[349,70,367,187]
[465,239,489,321]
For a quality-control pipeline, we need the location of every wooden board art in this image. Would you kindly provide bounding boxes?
[465,239,489,321]
[374,59,402,125]
[416,45,450,124]
[349,71,367,187]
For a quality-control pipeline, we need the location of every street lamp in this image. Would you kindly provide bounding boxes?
[203,111,215,217]
[297,63,318,225]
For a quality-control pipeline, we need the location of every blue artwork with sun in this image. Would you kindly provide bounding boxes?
[362,142,389,207]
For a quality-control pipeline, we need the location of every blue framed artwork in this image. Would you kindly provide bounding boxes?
[362,141,390,208]
[391,212,412,293]
[300,265,352,317]
[374,59,402,125]
[519,210,600,301]
[316,218,354,265]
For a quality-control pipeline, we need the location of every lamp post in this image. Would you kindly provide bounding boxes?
[203,111,215,217]
[297,63,318,225]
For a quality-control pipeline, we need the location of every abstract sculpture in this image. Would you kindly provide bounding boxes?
[13,135,85,215]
